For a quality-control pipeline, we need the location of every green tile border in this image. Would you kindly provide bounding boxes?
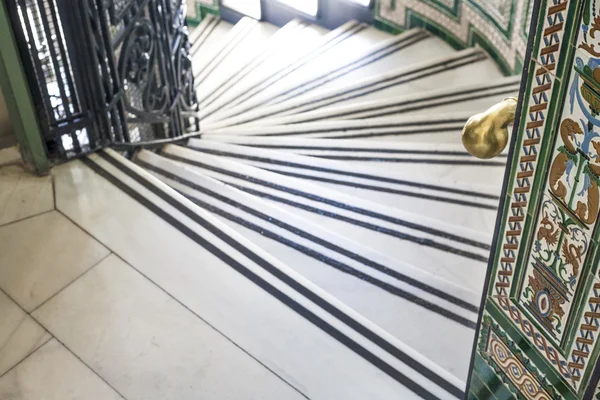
[187,1,220,27]
[0,1,49,174]
[373,7,516,75]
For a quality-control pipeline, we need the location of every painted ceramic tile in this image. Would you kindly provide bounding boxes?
[468,0,600,398]
[518,194,593,344]
[566,271,600,386]
[375,0,532,74]
[478,315,556,400]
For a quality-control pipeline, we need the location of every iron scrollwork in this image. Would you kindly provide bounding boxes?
[119,18,169,120]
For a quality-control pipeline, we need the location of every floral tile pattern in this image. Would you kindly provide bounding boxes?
[469,0,600,398]
[374,0,532,74]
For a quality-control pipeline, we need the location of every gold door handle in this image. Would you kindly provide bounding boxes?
[461,97,518,159]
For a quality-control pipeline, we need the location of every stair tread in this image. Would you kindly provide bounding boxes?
[197,19,310,110]
[58,151,457,400]
[198,21,358,121]
[203,48,505,129]
[204,28,435,124]
[186,138,500,233]
[136,148,478,382]
[190,17,234,63]
[195,19,279,103]
[200,135,508,187]
[162,143,491,289]
[203,113,471,142]
[202,76,520,129]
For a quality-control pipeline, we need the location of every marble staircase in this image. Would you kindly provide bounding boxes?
[80,14,518,399]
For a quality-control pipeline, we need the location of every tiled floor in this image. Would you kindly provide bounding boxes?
[0,160,309,400]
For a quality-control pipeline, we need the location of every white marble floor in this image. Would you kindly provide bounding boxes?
[2,150,453,400]
[0,156,313,400]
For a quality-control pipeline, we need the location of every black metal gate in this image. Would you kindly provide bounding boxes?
[6,0,200,162]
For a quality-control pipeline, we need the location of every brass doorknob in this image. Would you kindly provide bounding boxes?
[462,97,518,159]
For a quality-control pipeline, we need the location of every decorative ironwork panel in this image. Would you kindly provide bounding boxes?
[6,0,199,162]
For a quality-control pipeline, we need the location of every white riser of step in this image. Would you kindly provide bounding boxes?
[70,149,466,400]
[197,19,308,109]
[204,28,433,124]
[189,17,233,62]
[196,19,302,106]
[192,17,258,78]
[233,27,426,107]
[136,149,478,382]
[196,21,338,120]
[161,144,491,291]
[202,76,520,129]
[204,114,470,142]
[185,139,500,233]
[203,48,497,129]
[314,35,456,94]
[194,19,278,96]
[188,14,219,48]
[200,135,508,187]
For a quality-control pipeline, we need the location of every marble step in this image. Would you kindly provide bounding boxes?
[185,138,501,233]
[70,148,465,400]
[196,20,347,121]
[209,76,521,128]
[189,16,234,61]
[204,28,436,124]
[135,148,479,383]
[196,19,304,106]
[206,23,393,116]
[188,14,220,49]
[203,48,497,130]
[199,135,508,188]
[193,17,278,90]
[160,143,491,291]
[204,113,471,142]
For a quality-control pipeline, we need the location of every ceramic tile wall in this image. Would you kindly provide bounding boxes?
[468,0,600,398]
[374,0,532,75]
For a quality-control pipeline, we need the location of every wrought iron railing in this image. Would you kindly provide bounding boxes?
[6,0,200,162]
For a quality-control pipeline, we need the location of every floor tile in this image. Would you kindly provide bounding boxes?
[0,165,53,226]
[0,211,110,311]
[33,254,308,400]
[0,147,21,167]
[0,291,50,377]
[0,339,122,400]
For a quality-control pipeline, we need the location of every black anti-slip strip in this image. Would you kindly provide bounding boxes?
[231,182,489,263]
[190,15,217,46]
[139,159,478,314]
[281,155,507,166]
[226,50,484,126]
[190,17,220,55]
[86,153,462,399]
[259,125,464,138]
[143,165,476,328]
[239,145,476,156]
[224,22,367,109]
[236,117,467,136]
[281,51,484,111]
[268,31,430,105]
[258,126,467,140]
[186,146,500,201]
[303,87,519,123]
[160,153,491,258]
[194,19,256,83]
[200,21,309,109]
[261,167,498,210]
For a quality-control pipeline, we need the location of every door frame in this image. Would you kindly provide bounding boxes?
[219,0,374,29]
[0,1,49,174]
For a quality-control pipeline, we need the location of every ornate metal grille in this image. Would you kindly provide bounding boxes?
[6,0,200,161]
